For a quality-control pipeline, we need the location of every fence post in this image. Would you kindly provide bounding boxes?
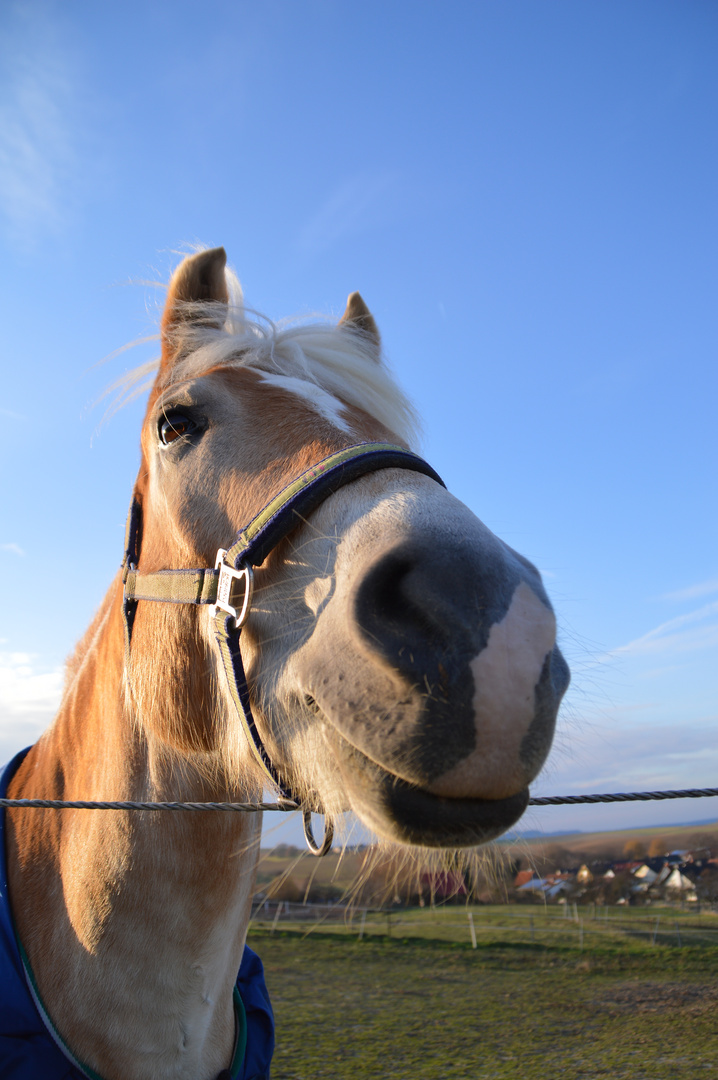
[579,918,584,951]
[530,916,535,942]
[675,920,682,948]
[271,904,281,935]
[651,916,661,944]
[468,911,477,949]
[358,909,367,941]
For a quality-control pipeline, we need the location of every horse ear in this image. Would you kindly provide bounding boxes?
[161,247,229,359]
[339,292,381,359]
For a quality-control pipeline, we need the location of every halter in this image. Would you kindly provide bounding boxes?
[122,442,445,855]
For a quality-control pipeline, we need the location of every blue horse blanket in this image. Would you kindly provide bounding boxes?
[0,749,274,1080]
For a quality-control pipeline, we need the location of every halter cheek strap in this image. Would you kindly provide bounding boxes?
[122,442,445,849]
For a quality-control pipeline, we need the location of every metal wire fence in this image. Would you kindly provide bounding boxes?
[249,900,718,950]
[3,786,718,812]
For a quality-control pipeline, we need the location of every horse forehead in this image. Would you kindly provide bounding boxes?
[185,365,353,442]
[146,367,256,438]
[256,371,352,433]
[169,365,264,409]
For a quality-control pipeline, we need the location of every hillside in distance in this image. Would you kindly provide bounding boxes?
[256,818,718,903]
[500,819,718,864]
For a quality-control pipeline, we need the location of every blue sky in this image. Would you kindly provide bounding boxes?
[1,0,716,845]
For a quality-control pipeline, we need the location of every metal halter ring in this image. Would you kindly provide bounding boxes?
[302,807,334,857]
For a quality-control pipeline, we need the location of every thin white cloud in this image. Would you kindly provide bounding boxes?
[0,650,61,765]
[296,171,399,256]
[0,5,82,244]
[1,543,25,557]
[0,716,48,768]
[661,578,718,603]
[604,600,718,660]
[0,407,26,421]
[533,714,718,799]
[0,650,63,717]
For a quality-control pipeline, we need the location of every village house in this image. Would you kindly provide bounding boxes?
[510,845,716,906]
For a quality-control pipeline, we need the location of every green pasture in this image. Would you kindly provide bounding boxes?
[251,901,718,950]
[248,905,718,1079]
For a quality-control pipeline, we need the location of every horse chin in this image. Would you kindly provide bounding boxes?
[325,733,529,849]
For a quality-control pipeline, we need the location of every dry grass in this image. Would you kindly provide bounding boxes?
[249,912,718,1079]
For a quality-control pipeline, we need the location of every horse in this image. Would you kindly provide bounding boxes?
[1,247,570,1080]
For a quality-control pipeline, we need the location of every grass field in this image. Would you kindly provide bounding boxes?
[248,906,718,1079]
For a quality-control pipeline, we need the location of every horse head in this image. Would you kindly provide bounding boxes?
[129,247,570,849]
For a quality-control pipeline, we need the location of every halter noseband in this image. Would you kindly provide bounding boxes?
[122,441,445,855]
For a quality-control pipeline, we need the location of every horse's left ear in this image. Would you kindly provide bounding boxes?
[161,247,229,366]
[339,292,381,359]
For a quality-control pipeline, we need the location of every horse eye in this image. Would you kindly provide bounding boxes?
[159,413,197,445]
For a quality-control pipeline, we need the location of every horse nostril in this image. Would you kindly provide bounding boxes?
[357,552,436,637]
[354,548,442,648]
[352,538,550,691]
[353,545,465,682]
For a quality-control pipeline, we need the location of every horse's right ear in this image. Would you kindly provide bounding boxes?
[339,292,381,360]
[160,247,229,364]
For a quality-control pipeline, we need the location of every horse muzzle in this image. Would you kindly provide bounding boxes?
[293,531,570,844]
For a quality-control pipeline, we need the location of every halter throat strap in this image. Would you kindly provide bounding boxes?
[122,442,445,826]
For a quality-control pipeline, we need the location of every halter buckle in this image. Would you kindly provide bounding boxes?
[211,549,254,628]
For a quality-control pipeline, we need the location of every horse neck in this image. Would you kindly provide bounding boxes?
[7,572,263,1080]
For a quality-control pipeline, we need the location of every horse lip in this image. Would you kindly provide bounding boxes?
[379,777,530,848]
[323,727,530,848]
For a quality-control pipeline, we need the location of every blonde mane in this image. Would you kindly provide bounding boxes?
[113,263,421,447]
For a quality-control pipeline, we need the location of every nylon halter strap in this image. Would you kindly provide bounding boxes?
[121,441,445,854]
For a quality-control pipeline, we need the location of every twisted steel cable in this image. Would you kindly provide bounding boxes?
[1,788,717,811]
[0,798,298,811]
[528,787,718,806]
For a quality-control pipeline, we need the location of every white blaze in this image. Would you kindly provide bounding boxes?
[428,581,556,800]
[257,371,351,432]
